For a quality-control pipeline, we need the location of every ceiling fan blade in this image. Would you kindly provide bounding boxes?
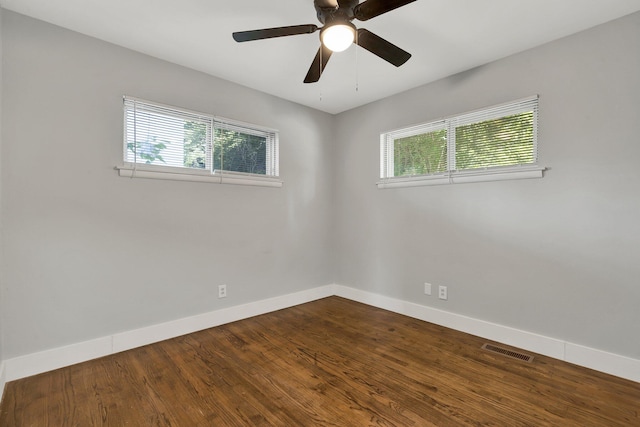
[356,28,411,66]
[304,45,333,83]
[233,24,318,42]
[354,0,417,21]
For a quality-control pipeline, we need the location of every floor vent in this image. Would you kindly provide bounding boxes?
[481,343,534,363]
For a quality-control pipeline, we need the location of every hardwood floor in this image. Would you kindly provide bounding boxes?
[1,296,639,426]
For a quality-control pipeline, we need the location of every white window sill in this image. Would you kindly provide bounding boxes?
[377,165,546,189]
[116,164,283,188]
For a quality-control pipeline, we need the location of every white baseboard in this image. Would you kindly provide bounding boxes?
[112,285,334,354]
[0,360,6,404]
[565,342,640,382]
[332,284,640,383]
[331,285,565,359]
[2,283,639,385]
[4,285,334,382]
[5,337,114,382]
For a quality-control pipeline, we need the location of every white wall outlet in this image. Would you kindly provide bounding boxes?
[438,285,448,300]
[424,283,432,295]
[218,284,227,299]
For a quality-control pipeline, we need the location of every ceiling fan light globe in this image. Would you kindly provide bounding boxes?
[321,24,355,52]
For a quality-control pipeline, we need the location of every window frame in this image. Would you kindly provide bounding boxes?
[378,96,545,189]
[117,96,282,188]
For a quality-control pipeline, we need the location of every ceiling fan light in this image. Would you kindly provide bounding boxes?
[321,24,355,52]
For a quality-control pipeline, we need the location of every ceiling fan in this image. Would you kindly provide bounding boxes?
[232,0,417,83]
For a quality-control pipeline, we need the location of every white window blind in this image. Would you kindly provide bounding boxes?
[379,96,543,188]
[449,97,538,172]
[124,97,213,170]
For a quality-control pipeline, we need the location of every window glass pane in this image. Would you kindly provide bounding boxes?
[393,129,447,176]
[214,128,267,175]
[455,111,535,170]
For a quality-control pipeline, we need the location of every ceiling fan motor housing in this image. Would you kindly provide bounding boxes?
[314,0,358,25]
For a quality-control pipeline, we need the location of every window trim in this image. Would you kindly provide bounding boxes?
[119,96,282,187]
[116,164,283,187]
[378,96,545,189]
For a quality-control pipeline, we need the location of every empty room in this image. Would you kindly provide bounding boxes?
[0,0,639,425]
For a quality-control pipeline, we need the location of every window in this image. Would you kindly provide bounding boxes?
[118,97,281,187]
[379,96,544,188]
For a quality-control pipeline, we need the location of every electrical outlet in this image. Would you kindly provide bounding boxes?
[438,285,448,300]
[424,283,432,295]
[218,284,227,299]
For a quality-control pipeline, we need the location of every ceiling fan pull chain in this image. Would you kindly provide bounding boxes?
[320,42,324,102]
[355,30,359,92]
[319,48,323,101]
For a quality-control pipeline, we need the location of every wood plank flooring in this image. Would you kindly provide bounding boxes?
[1,296,639,426]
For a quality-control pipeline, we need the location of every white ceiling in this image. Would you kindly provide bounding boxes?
[2,0,640,114]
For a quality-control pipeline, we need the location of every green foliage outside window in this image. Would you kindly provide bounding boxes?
[214,128,267,175]
[394,130,447,176]
[183,121,207,169]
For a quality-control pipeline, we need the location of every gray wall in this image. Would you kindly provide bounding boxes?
[0,11,335,358]
[333,12,640,359]
[0,6,4,365]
